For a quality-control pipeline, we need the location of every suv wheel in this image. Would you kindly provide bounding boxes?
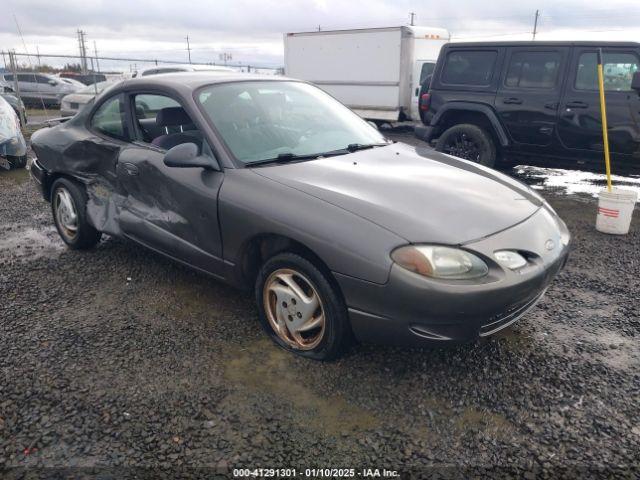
[255,253,351,361]
[435,124,496,167]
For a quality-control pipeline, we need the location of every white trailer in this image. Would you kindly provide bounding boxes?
[284,26,449,123]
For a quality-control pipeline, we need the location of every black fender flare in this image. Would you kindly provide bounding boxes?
[430,102,510,147]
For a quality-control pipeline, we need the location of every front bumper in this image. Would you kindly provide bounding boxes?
[337,207,570,346]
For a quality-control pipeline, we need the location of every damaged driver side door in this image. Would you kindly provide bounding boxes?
[114,92,226,279]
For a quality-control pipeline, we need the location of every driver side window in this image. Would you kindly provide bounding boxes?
[132,93,214,159]
[91,95,129,141]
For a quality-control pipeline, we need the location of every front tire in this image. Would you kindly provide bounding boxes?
[435,123,496,167]
[255,253,351,361]
[51,178,102,250]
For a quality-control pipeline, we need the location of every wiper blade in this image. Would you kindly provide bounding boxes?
[346,142,392,152]
[245,151,345,167]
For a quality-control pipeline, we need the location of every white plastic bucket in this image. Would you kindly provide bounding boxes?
[596,188,638,235]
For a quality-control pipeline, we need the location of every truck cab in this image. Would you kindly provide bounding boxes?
[418,41,640,171]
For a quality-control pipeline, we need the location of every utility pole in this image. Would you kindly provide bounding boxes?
[318,25,321,31]
[185,35,192,64]
[409,12,416,26]
[36,46,41,67]
[77,29,88,73]
[93,41,100,72]
[219,52,232,66]
[532,9,540,40]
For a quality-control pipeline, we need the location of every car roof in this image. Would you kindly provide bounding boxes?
[117,72,293,91]
[445,41,640,48]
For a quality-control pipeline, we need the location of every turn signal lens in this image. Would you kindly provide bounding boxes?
[392,245,488,280]
[494,250,527,270]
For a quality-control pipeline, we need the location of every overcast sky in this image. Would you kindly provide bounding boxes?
[2,0,640,70]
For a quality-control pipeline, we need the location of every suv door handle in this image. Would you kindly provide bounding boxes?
[544,102,559,110]
[503,97,523,104]
[566,101,589,109]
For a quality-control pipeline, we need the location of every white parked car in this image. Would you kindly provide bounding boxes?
[131,64,234,78]
[60,80,119,117]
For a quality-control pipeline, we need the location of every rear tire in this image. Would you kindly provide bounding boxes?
[51,178,101,250]
[255,252,351,361]
[436,123,496,168]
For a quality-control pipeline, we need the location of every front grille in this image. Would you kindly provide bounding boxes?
[70,102,79,109]
[479,289,547,337]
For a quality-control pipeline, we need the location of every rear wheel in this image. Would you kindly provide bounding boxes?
[436,123,496,167]
[51,178,101,249]
[256,253,351,361]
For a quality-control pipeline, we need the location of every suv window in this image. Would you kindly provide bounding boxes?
[576,52,640,91]
[441,50,497,86]
[505,51,561,89]
[91,95,129,140]
[3,74,13,82]
[419,62,435,84]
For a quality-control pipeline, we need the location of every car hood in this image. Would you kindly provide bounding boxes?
[251,143,542,244]
[62,93,94,103]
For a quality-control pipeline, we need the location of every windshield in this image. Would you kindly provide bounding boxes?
[196,81,387,164]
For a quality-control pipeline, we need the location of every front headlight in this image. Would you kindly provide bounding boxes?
[391,245,489,280]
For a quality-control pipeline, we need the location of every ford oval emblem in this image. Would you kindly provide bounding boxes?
[545,239,555,251]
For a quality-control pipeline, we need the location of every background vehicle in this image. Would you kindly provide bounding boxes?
[60,72,108,85]
[0,72,81,107]
[284,26,449,123]
[60,80,119,116]
[1,88,27,125]
[416,41,640,171]
[130,64,234,78]
[0,96,27,170]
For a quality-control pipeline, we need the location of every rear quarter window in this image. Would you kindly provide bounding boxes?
[441,50,498,86]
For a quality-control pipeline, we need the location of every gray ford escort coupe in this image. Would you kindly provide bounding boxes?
[30,73,570,360]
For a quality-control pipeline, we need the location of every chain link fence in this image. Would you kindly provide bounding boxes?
[1,51,282,125]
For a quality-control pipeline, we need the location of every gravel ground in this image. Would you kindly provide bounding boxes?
[1,134,639,479]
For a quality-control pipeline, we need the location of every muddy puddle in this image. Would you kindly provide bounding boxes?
[514,165,640,202]
[223,338,379,435]
[0,223,65,261]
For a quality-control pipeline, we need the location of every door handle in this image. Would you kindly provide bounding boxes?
[503,97,523,105]
[121,162,139,176]
[544,102,559,110]
[566,101,589,109]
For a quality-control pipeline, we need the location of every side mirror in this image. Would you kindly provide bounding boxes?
[631,71,640,92]
[367,120,379,130]
[163,142,219,170]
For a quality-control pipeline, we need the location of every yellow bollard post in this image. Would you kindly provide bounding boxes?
[596,49,613,192]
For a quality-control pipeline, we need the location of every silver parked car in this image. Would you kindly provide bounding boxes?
[60,81,118,117]
[30,74,570,360]
[0,72,80,107]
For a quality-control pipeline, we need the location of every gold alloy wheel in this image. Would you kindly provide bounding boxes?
[54,187,79,242]
[263,268,326,350]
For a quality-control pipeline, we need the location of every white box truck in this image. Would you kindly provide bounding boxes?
[284,26,449,123]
